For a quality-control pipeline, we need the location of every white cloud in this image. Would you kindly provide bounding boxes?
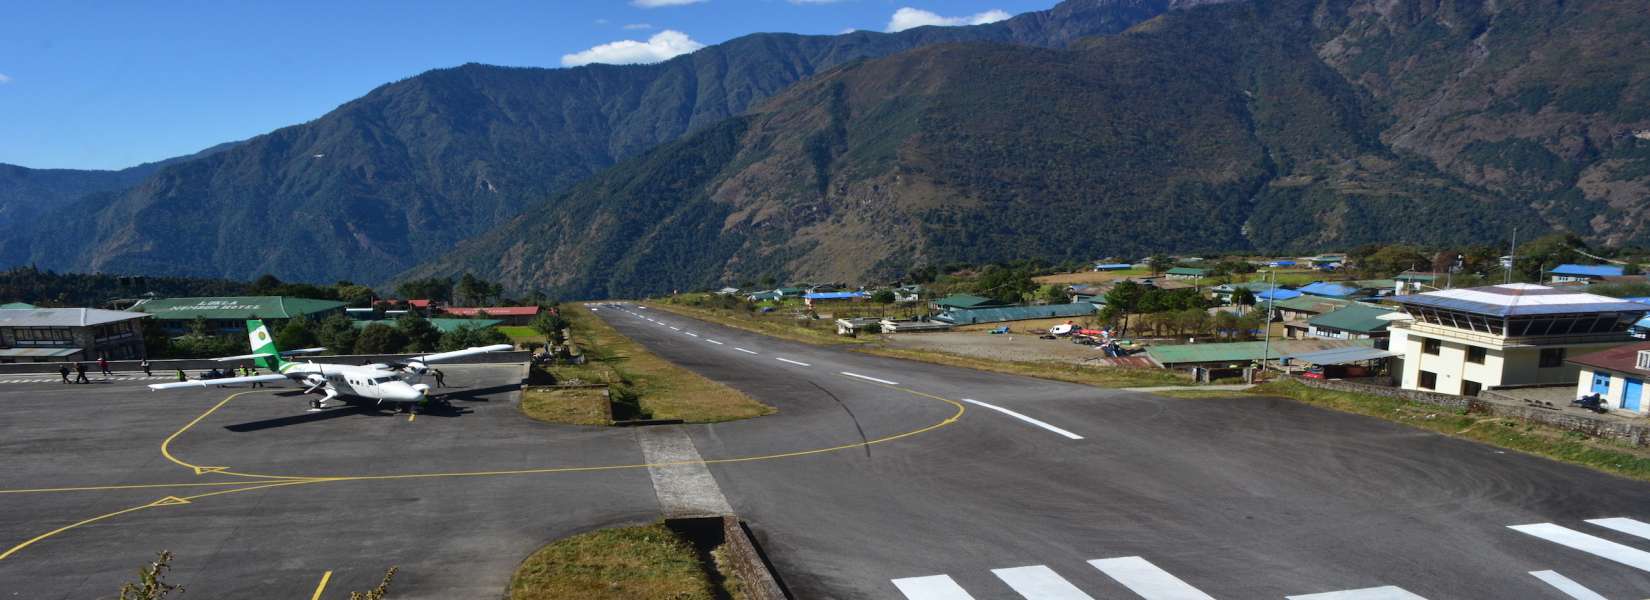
[561,30,706,67]
[886,7,1010,32]
[631,0,705,7]
[623,23,655,30]
[0,73,11,85]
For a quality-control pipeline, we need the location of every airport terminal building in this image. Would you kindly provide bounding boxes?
[0,307,150,362]
[130,296,347,336]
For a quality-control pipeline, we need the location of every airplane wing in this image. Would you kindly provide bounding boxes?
[214,347,328,362]
[148,374,295,391]
[409,344,515,364]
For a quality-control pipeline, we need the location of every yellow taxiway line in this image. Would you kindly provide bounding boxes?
[310,570,333,600]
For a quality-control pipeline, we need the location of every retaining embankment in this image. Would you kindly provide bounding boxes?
[1294,377,1650,447]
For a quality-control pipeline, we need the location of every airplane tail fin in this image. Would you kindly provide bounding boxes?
[246,320,285,371]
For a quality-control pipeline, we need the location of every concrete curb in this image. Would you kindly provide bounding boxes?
[723,516,790,600]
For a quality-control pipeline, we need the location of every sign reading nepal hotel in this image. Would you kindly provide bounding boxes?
[1386,283,1649,397]
[156,300,267,312]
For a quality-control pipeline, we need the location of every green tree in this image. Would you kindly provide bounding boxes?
[1147,255,1173,275]
[1036,284,1068,304]
[276,316,320,350]
[1361,245,1431,277]
[871,289,897,304]
[973,264,1036,304]
[315,314,360,355]
[532,310,570,345]
[334,282,377,307]
[354,324,408,354]
[1517,232,1586,281]
[395,314,442,352]
[440,324,510,351]
[394,277,453,303]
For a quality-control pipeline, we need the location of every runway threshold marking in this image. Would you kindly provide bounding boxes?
[960,399,1083,440]
[310,570,334,600]
[1510,522,1650,572]
[1528,570,1606,600]
[991,565,1095,599]
[1089,557,1215,600]
[735,348,758,355]
[841,372,898,386]
[891,575,977,599]
[1286,586,1426,599]
[775,357,810,367]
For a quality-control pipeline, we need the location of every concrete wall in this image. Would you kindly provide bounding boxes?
[1296,377,1473,411]
[1300,376,1650,447]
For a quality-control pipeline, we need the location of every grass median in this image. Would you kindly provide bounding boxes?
[1253,379,1650,481]
[509,522,745,600]
[520,304,773,425]
[650,295,1193,389]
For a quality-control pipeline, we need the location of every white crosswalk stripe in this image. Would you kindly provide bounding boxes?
[991,565,1094,600]
[1585,517,1650,542]
[1510,522,1650,573]
[1287,586,1426,600]
[1529,570,1606,600]
[1089,557,1215,600]
[892,575,977,600]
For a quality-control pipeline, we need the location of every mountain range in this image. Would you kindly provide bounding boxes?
[5,0,1649,297]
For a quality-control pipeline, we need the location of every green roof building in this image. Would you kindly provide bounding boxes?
[934,302,1097,325]
[931,294,1005,311]
[1305,304,1396,340]
[0,302,37,310]
[1164,267,1209,280]
[353,318,503,333]
[132,296,347,335]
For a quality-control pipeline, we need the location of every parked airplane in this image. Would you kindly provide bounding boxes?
[149,319,513,411]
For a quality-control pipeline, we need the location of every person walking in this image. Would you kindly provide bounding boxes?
[432,368,446,388]
[98,356,111,377]
[74,362,89,384]
[176,369,187,382]
[59,365,70,384]
[140,359,152,377]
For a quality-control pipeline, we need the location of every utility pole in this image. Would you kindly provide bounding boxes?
[1260,269,1275,379]
[1506,227,1518,284]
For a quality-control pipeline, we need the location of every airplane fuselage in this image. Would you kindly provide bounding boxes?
[279,362,429,403]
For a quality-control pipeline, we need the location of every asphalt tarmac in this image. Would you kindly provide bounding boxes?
[4,304,1650,599]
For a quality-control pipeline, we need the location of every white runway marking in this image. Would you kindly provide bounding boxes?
[891,575,977,600]
[1529,570,1606,600]
[1287,586,1427,599]
[670,327,681,331]
[841,371,898,385]
[962,399,1083,440]
[775,357,810,367]
[991,565,1094,600]
[1586,517,1650,541]
[705,339,724,345]
[1510,523,1650,572]
[1089,557,1214,600]
[735,348,758,354]
[685,332,700,337]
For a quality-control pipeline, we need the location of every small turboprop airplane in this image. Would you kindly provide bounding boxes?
[149,319,513,411]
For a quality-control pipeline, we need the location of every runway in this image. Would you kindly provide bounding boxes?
[3,303,1650,598]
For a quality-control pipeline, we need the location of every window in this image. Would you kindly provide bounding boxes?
[1418,370,1437,390]
[1462,381,1482,397]
[1466,346,1487,365]
[1421,338,1441,355]
[1539,348,1566,368]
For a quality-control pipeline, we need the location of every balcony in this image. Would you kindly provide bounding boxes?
[1395,321,1634,348]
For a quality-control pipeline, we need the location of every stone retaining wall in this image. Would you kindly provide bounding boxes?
[1294,377,1472,411]
[721,516,789,600]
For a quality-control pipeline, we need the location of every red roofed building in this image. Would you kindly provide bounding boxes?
[1569,342,1650,414]
[439,306,541,325]
[373,299,436,310]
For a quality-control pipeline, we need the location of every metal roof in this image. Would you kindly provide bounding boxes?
[0,308,149,327]
[933,294,1000,309]
[131,296,346,320]
[1296,282,1364,298]
[0,302,36,309]
[0,347,83,358]
[1165,267,1207,276]
[1273,296,1352,313]
[1147,341,1274,365]
[1094,263,1134,270]
[1551,264,1625,278]
[1256,289,1303,301]
[804,291,867,300]
[934,302,1096,324]
[1391,283,1650,317]
[440,306,541,317]
[1308,304,1397,333]
[353,318,503,333]
[1286,346,1401,365]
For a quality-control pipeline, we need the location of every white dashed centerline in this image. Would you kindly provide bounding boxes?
[670,327,680,331]
[685,332,700,337]
[735,348,758,355]
[706,339,724,345]
[962,399,1083,440]
[775,357,811,367]
[840,371,898,386]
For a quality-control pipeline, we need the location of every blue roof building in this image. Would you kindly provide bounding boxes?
[1296,282,1366,299]
[1255,289,1303,301]
[1551,264,1625,283]
[935,302,1098,325]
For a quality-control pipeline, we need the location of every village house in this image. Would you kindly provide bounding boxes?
[0,307,151,362]
[1549,264,1625,284]
[1569,342,1650,414]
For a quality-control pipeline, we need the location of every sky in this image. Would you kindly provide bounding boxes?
[0,0,1055,171]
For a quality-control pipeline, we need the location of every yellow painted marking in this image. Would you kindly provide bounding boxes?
[158,390,318,481]
[146,496,190,507]
[407,413,415,423]
[310,570,333,600]
[0,481,270,495]
[192,466,229,475]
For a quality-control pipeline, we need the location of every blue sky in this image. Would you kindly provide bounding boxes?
[0,0,1055,170]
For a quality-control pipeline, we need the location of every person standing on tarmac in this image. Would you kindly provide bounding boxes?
[59,365,70,384]
[98,356,111,377]
[141,359,152,377]
[432,368,446,388]
[74,362,89,384]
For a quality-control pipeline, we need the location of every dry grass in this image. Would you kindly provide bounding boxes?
[520,387,611,426]
[1253,380,1650,481]
[859,346,1190,388]
[508,523,717,600]
[564,304,774,423]
[1033,268,1151,285]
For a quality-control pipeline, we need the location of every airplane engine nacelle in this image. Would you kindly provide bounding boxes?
[411,383,431,395]
[405,361,429,375]
[303,373,326,387]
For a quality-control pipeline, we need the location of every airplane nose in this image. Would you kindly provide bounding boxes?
[391,383,424,402]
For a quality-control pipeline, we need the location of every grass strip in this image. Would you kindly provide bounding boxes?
[1253,380,1650,481]
[509,523,738,600]
[520,386,611,426]
[558,304,773,423]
